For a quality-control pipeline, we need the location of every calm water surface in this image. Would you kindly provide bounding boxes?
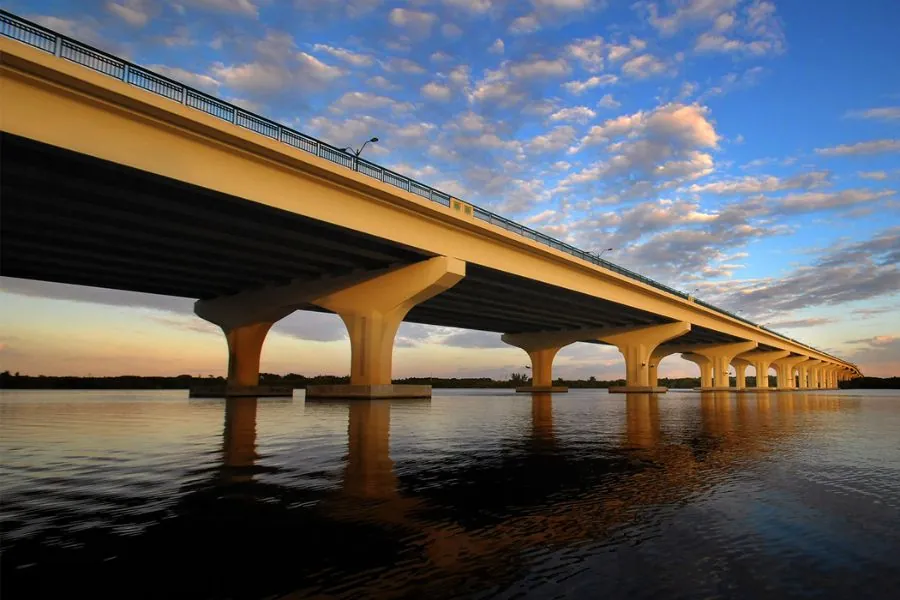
[1,389,899,599]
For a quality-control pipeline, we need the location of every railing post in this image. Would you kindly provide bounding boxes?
[54,35,62,56]
[122,63,129,83]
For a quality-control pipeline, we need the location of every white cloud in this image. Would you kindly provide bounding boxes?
[607,36,646,62]
[488,38,505,54]
[527,125,577,153]
[845,107,900,122]
[643,0,738,35]
[333,91,412,113]
[443,0,494,14]
[562,74,618,94]
[442,23,464,38]
[597,93,620,108]
[509,57,571,79]
[311,44,374,67]
[858,171,888,181]
[421,81,453,101]
[773,189,895,214]
[688,171,831,195]
[621,54,668,79]
[367,75,399,90]
[549,106,596,123]
[430,51,452,62]
[560,103,720,200]
[388,8,437,30]
[184,0,259,17]
[211,44,345,97]
[106,1,151,27]
[148,65,220,93]
[815,139,900,157]
[509,14,540,34]
[382,57,427,74]
[567,35,604,72]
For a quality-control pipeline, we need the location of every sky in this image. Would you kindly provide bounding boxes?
[1,0,898,380]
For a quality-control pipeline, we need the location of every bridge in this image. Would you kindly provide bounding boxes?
[0,12,861,398]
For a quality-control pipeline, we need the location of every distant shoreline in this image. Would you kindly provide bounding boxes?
[2,372,897,390]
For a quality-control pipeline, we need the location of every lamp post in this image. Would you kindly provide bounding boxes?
[591,247,613,261]
[340,136,379,171]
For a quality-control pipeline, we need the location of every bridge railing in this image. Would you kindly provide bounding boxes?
[0,10,857,370]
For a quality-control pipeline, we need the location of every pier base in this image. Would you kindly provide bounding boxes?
[305,384,431,399]
[609,386,668,394]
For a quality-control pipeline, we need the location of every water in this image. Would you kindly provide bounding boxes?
[1,389,899,599]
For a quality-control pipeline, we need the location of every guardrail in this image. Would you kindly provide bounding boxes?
[0,10,857,370]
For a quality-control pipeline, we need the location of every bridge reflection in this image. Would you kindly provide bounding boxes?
[202,392,848,598]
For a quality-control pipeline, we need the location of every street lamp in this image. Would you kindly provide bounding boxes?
[340,136,379,171]
[591,247,613,260]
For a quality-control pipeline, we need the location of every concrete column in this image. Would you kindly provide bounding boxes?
[682,352,713,388]
[223,321,274,388]
[731,357,751,390]
[808,362,821,389]
[740,350,789,389]
[505,321,690,394]
[772,355,809,390]
[599,322,691,393]
[311,256,465,397]
[196,257,465,399]
[674,342,757,390]
[813,365,827,388]
[502,331,581,393]
[797,359,821,390]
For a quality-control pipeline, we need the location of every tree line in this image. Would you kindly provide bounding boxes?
[1,371,895,390]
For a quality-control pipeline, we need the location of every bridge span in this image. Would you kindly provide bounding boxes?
[0,12,861,397]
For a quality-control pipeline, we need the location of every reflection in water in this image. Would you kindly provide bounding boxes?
[344,401,396,499]
[625,393,660,449]
[1,390,898,599]
[221,397,258,484]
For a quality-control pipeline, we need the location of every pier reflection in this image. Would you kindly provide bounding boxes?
[6,391,854,599]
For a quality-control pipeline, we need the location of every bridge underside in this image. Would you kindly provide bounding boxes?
[1,133,744,347]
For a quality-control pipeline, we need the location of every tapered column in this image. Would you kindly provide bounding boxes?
[600,322,691,393]
[731,357,751,390]
[740,350,789,390]
[502,331,580,393]
[772,355,809,390]
[224,321,274,388]
[808,362,821,389]
[310,257,465,397]
[673,342,757,390]
[195,266,437,397]
[797,359,821,390]
[682,352,713,388]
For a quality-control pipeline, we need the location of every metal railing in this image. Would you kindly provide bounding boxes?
[0,10,857,370]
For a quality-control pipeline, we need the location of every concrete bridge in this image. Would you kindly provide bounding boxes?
[0,12,861,398]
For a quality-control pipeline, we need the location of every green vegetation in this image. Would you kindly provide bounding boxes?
[3,371,895,390]
[838,376,900,389]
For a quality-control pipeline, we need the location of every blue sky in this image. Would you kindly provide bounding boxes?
[1,0,898,379]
